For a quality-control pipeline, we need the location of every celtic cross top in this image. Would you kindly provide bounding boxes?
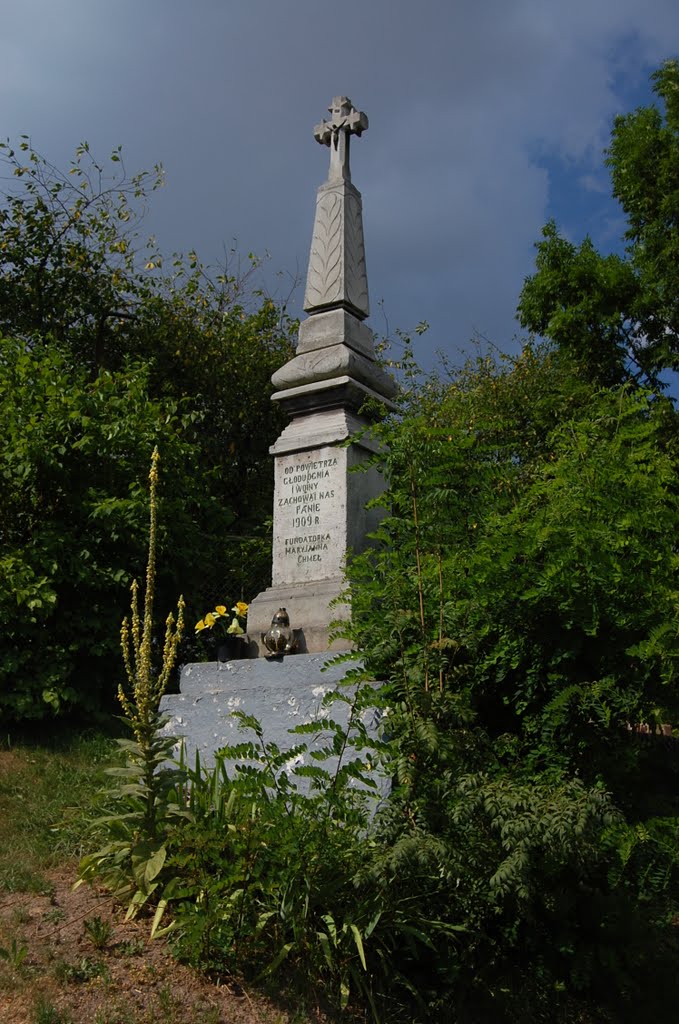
[314,96,368,184]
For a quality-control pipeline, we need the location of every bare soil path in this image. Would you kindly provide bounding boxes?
[0,862,317,1024]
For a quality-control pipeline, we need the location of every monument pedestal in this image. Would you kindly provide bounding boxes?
[246,423,386,654]
[159,654,390,810]
[247,579,347,654]
[161,654,367,767]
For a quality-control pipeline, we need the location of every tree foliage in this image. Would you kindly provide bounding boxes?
[0,139,295,722]
[0,139,161,368]
[0,336,200,719]
[608,60,679,360]
[339,341,679,1018]
[518,59,679,387]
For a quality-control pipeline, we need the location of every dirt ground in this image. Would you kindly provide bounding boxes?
[0,864,319,1024]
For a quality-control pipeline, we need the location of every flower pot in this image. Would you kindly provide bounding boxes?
[216,637,246,662]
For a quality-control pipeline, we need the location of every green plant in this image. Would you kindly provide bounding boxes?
[84,914,113,950]
[93,1008,134,1024]
[53,955,110,984]
[0,936,29,970]
[78,448,187,919]
[43,908,66,925]
[114,937,145,958]
[32,995,73,1024]
[157,985,178,1018]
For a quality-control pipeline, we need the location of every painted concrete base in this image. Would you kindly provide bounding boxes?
[159,654,386,795]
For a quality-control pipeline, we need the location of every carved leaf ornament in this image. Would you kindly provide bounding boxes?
[345,191,369,315]
[306,192,343,308]
[304,97,370,318]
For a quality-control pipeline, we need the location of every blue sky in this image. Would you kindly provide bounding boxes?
[2,1,677,373]
[542,57,656,257]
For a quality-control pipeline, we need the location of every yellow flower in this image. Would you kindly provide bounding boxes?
[204,612,216,628]
[215,605,227,616]
[232,601,249,619]
[226,617,244,635]
[195,618,206,632]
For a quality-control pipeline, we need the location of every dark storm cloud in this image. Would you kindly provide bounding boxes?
[2,0,678,368]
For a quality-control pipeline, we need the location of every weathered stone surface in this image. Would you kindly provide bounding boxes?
[313,97,368,185]
[247,436,384,652]
[271,446,344,585]
[303,97,370,320]
[297,307,374,357]
[303,180,369,319]
[268,407,374,456]
[159,654,381,776]
[271,339,396,395]
[272,376,396,422]
[269,406,380,457]
[270,443,383,587]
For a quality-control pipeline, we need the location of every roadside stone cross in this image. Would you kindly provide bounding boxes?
[314,96,368,183]
[243,91,396,655]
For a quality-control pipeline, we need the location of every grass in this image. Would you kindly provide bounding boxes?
[52,955,111,984]
[0,727,120,893]
[0,723,315,1024]
[33,994,73,1024]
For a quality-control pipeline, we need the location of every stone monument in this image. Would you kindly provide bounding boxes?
[159,98,394,778]
[247,97,397,654]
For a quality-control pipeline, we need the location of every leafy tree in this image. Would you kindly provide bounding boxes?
[352,344,679,792]
[0,139,161,370]
[518,59,679,387]
[517,223,640,385]
[340,343,679,1018]
[608,60,679,365]
[0,139,294,515]
[0,335,206,720]
[0,139,295,721]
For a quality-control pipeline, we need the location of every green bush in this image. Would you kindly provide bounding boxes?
[335,343,679,1019]
[0,138,295,722]
[0,337,201,720]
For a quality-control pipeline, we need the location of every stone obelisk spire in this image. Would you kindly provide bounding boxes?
[247,97,396,655]
[271,96,395,418]
[303,96,370,318]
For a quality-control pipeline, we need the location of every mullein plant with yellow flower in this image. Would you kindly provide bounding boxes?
[118,448,185,748]
[79,448,187,923]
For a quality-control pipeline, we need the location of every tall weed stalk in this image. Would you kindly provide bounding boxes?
[78,448,186,918]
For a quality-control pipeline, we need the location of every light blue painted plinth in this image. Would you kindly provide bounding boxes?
[159,653,382,781]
